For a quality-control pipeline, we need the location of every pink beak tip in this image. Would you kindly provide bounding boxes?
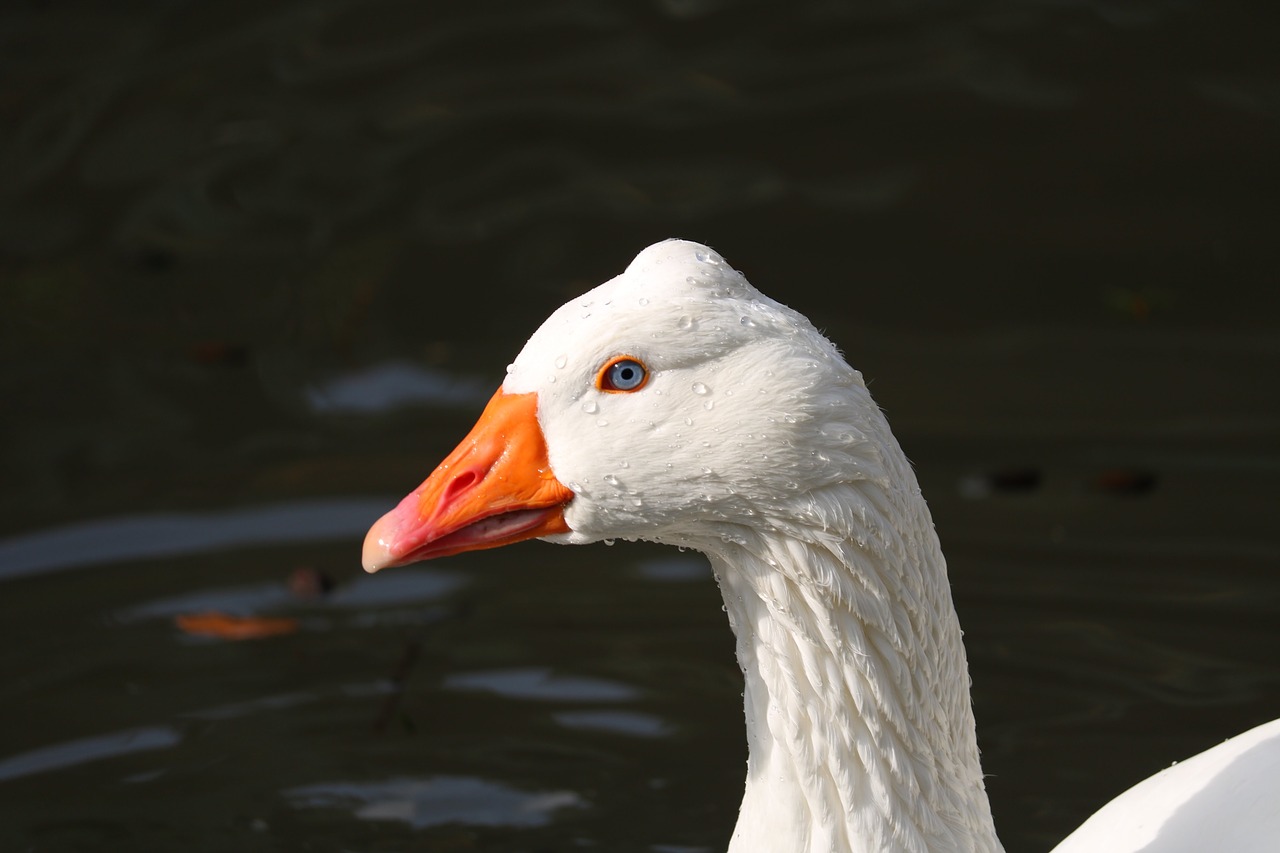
[361,512,398,573]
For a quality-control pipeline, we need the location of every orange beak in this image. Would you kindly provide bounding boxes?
[362,388,574,572]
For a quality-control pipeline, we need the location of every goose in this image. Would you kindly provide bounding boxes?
[362,239,1280,853]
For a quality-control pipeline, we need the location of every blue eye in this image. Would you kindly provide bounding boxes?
[599,357,648,392]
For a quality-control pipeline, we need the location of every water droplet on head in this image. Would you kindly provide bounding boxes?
[677,316,695,330]
[582,400,599,414]
[695,252,707,262]
[684,416,693,426]
[597,418,609,427]
[506,363,516,374]
[692,382,709,395]
[638,296,650,306]
[740,316,756,327]
[602,473,619,486]
[703,400,714,410]
[603,538,616,546]
[554,354,568,369]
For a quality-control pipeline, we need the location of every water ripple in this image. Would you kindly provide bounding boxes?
[0,498,388,581]
[444,667,640,702]
[0,726,181,784]
[285,775,585,828]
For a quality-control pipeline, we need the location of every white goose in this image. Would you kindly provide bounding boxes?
[363,240,1280,853]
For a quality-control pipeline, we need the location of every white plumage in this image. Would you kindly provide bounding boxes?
[365,239,1280,853]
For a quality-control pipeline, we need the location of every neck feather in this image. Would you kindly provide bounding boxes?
[704,476,1003,853]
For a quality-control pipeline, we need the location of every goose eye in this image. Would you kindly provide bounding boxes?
[597,356,649,393]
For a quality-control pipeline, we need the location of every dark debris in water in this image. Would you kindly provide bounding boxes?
[1093,468,1159,496]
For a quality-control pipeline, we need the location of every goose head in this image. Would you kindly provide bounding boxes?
[364,238,881,570]
[362,239,998,853]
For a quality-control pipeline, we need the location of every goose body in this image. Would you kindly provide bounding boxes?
[364,240,1280,853]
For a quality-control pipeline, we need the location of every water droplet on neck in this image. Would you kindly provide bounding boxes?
[677,316,695,330]
[638,296,650,306]
[554,354,568,369]
[596,418,609,427]
[703,400,714,410]
[740,316,756,327]
[602,473,619,486]
[506,363,516,374]
[691,382,709,395]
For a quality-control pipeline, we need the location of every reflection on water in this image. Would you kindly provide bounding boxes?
[305,360,491,414]
[115,566,464,621]
[285,775,586,829]
[0,726,181,784]
[0,499,388,580]
[554,709,673,738]
[634,556,710,583]
[444,667,641,702]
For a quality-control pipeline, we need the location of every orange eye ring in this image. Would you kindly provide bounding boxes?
[595,355,650,393]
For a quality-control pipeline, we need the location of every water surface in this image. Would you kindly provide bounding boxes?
[2,1,1278,850]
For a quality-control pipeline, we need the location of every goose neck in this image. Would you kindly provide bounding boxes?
[708,528,1002,853]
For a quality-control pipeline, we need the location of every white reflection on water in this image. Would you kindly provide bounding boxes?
[633,556,707,582]
[285,775,585,828]
[305,361,490,414]
[184,692,321,722]
[0,498,390,581]
[0,726,181,783]
[554,709,672,738]
[444,667,639,702]
[113,568,464,622]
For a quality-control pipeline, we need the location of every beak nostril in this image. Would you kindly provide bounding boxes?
[442,468,481,504]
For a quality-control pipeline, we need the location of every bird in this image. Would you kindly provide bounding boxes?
[362,239,1280,853]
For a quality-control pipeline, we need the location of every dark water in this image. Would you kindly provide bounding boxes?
[2,1,1278,851]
